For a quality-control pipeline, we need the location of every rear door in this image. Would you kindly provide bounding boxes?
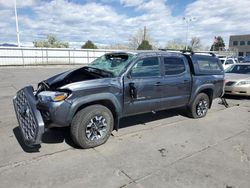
[123,56,163,116]
[159,56,192,109]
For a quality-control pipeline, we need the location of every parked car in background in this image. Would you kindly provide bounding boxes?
[243,56,250,63]
[219,57,238,69]
[224,63,250,96]
[237,56,245,63]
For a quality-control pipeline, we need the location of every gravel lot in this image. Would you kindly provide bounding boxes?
[0,66,249,188]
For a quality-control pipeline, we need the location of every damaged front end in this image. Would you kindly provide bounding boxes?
[12,67,105,146]
[12,60,120,147]
[13,86,45,146]
[13,83,72,146]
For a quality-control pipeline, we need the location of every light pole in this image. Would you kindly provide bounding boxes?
[183,17,195,51]
[14,0,21,47]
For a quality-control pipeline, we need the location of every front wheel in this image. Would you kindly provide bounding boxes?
[188,93,210,119]
[71,105,114,149]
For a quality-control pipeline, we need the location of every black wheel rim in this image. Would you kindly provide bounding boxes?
[196,99,208,117]
[85,115,108,141]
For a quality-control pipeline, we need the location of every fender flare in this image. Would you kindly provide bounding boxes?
[189,84,215,107]
[67,93,122,130]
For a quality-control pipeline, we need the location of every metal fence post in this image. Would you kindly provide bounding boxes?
[68,50,71,64]
[42,48,44,64]
[87,50,89,64]
[21,48,24,66]
[46,48,48,64]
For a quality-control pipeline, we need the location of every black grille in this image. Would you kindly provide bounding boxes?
[13,86,44,145]
[225,81,236,86]
[14,90,37,141]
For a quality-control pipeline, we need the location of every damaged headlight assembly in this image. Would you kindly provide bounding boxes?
[37,91,69,102]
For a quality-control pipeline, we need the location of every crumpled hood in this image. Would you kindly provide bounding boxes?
[225,73,250,81]
[40,67,101,90]
[45,69,75,86]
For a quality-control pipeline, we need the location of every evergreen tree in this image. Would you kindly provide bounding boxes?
[137,40,153,50]
[81,40,98,49]
[210,36,225,51]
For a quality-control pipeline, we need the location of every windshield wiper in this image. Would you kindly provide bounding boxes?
[84,66,114,77]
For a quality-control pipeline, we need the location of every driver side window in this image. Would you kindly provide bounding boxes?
[131,57,160,78]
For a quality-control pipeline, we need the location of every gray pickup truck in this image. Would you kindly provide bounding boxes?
[13,50,224,148]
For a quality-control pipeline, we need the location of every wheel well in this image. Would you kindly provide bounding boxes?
[199,88,213,108]
[74,100,118,130]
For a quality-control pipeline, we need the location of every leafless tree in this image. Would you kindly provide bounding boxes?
[33,35,69,48]
[105,43,130,50]
[128,27,153,50]
[165,39,185,50]
[190,37,202,51]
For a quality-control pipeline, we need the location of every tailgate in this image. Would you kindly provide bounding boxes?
[13,86,45,146]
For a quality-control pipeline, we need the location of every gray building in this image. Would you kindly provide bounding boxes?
[229,34,250,57]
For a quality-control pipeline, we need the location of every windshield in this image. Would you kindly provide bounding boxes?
[225,64,250,74]
[89,53,136,76]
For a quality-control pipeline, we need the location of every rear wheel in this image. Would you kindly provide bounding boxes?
[71,105,114,149]
[188,93,209,118]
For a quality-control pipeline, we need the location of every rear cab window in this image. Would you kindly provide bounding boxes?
[193,55,223,74]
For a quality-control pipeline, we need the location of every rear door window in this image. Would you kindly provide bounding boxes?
[163,57,185,75]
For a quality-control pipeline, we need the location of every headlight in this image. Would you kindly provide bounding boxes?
[236,81,250,86]
[37,91,68,102]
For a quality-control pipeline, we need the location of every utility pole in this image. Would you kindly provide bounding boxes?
[14,0,21,47]
[183,17,195,51]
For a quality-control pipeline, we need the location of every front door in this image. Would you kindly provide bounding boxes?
[123,56,163,116]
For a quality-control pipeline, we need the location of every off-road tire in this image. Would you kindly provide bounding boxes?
[187,93,210,119]
[71,104,114,149]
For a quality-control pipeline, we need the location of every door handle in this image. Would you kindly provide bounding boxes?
[154,82,162,86]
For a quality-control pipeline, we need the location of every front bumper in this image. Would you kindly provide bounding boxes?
[13,86,45,146]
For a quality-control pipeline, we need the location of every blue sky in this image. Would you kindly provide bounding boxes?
[0,0,250,49]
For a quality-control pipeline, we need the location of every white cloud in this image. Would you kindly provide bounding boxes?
[1,0,250,48]
[185,0,250,46]
[2,0,127,46]
[120,0,145,7]
[0,0,36,8]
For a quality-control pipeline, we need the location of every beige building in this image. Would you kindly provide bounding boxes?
[229,34,250,57]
